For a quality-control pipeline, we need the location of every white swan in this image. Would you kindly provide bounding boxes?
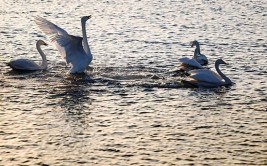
[183,59,233,88]
[178,40,208,72]
[191,40,208,65]
[7,40,48,71]
[34,16,92,74]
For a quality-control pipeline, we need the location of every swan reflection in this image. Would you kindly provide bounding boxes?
[49,74,94,112]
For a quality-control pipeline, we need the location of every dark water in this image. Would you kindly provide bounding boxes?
[0,0,266,165]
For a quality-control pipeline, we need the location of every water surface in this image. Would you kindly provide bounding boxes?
[0,0,266,165]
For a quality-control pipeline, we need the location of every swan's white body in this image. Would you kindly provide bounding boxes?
[34,16,92,74]
[191,40,208,65]
[7,40,48,71]
[184,59,233,88]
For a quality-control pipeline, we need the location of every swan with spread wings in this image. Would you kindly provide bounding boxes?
[34,16,92,74]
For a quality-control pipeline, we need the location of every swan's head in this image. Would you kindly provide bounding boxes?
[191,40,199,47]
[81,15,92,22]
[37,40,48,46]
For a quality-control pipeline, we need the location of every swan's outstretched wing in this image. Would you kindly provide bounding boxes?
[55,35,85,64]
[34,16,69,60]
[190,69,222,83]
[34,16,68,36]
[179,57,204,69]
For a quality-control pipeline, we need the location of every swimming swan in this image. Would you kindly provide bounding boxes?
[183,59,233,88]
[178,40,208,71]
[7,40,48,71]
[34,16,92,74]
[191,40,208,65]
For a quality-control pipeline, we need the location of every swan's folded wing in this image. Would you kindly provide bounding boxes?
[8,59,39,70]
[190,69,222,83]
[34,16,69,60]
[55,35,84,64]
[196,54,208,65]
[199,54,208,61]
[179,57,191,63]
[190,69,221,78]
[179,57,203,69]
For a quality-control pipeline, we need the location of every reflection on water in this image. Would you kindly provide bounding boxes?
[49,74,94,112]
[0,0,267,165]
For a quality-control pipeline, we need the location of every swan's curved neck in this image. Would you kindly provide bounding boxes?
[81,20,91,56]
[193,43,201,58]
[215,61,232,85]
[36,43,47,69]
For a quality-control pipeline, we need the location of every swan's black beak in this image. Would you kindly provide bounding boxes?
[44,42,48,46]
[223,61,228,65]
[87,15,92,19]
[190,41,194,47]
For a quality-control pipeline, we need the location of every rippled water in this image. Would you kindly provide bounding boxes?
[0,0,267,165]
